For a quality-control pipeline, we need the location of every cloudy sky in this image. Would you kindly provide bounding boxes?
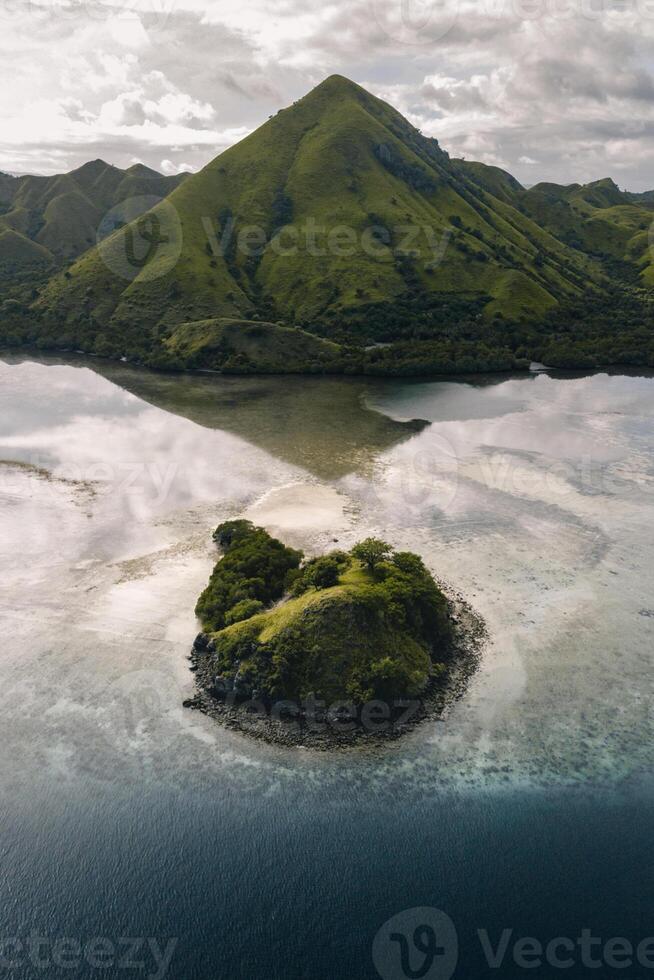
[1,0,653,189]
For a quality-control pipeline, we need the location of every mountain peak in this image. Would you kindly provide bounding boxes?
[587,177,619,190]
[126,163,162,179]
[578,176,624,207]
[74,158,110,172]
[36,74,618,339]
[314,73,358,90]
[69,159,116,184]
[302,74,371,105]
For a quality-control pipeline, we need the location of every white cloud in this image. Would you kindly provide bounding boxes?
[160,158,194,174]
[0,0,652,187]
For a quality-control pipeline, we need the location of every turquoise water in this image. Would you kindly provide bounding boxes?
[1,356,654,978]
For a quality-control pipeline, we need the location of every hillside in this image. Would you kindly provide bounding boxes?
[163,316,341,372]
[455,160,525,205]
[1,75,653,373]
[35,75,600,346]
[512,178,654,284]
[0,160,186,272]
[453,167,654,286]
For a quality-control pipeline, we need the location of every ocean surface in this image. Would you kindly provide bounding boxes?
[1,354,654,979]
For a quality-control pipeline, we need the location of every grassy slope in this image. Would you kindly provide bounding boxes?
[165,317,340,371]
[455,159,525,204]
[520,177,654,282]
[0,228,52,265]
[210,561,433,702]
[0,160,186,268]
[37,75,599,339]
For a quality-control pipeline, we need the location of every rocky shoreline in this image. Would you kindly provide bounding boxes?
[182,587,487,751]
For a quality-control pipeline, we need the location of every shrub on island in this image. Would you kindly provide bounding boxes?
[194,522,453,707]
[194,519,302,631]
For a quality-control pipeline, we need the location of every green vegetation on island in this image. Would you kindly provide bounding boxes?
[195,519,302,631]
[190,521,456,727]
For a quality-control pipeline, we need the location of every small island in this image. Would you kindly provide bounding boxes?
[184,520,484,747]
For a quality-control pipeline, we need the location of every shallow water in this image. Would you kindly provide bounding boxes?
[1,355,654,978]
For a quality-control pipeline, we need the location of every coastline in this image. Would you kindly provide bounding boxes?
[2,343,523,380]
[5,344,654,383]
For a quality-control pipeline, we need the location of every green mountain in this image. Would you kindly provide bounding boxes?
[457,166,654,283]
[0,160,186,271]
[35,76,601,339]
[516,178,654,286]
[454,160,525,205]
[3,75,654,373]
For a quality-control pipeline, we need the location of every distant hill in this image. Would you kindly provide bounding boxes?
[2,75,653,374]
[0,160,187,271]
[36,75,601,338]
[454,160,525,205]
[516,177,654,285]
[449,169,654,285]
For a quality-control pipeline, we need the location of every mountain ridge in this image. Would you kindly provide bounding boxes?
[2,74,654,374]
[36,74,603,333]
[0,159,188,268]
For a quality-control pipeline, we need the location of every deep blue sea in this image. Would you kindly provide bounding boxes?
[3,779,654,978]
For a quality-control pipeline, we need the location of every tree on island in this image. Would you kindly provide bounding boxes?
[351,537,392,572]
